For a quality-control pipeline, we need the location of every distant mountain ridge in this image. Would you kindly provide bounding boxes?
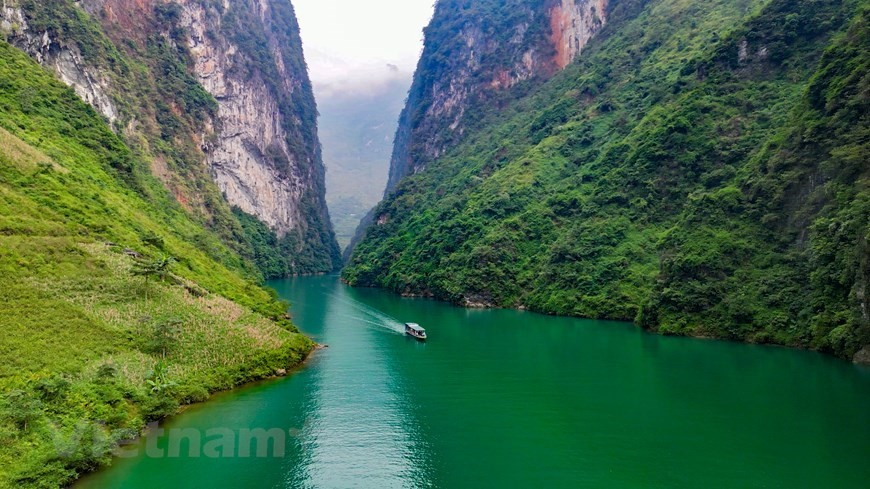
[318,76,409,251]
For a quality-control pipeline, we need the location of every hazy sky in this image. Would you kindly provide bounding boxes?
[293,0,435,98]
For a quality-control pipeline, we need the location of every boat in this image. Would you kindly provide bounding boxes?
[404,323,427,341]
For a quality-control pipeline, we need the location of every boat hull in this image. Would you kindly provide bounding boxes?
[406,332,426,341]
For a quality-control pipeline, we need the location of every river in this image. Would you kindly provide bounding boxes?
[76,275,870,488]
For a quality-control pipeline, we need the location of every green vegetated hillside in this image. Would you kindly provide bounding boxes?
[345,0,870,361]
[9,0,340,277]
[0,41,313,488]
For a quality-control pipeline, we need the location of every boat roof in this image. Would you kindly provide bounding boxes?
[405,323,425,331]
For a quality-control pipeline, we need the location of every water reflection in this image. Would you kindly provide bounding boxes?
[281,277,433,488]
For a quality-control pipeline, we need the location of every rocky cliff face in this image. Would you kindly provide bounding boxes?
[1,0,341,273]
[177,0,310,235]
[384,0,609,194]
[550,0,609,69]
[1,3,119,125]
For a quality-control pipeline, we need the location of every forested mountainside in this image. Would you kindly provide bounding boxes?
[345,0,870,363]
[1,0,341,276]
[347,0,611,258]
[0,40,312,487]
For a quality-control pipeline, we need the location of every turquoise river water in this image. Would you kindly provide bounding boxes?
[77,275,870,488]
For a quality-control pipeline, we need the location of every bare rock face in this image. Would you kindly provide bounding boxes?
[51,47,119,125]
[549,0,608,69]
[1,5,119,126]
[177,0,307,235]
[384,0,609,195]
[4,0,340,270]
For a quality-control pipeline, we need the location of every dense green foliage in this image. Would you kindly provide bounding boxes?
[233,207,338,277]
[346,0,870,360]
[0,41,313,488]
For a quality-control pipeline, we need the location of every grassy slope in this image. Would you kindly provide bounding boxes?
[345,0,869,359]
[0,41,312,488]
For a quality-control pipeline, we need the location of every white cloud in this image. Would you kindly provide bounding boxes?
[292,0,434,98]
[310,54,412,99]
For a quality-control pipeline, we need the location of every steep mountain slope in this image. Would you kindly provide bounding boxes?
[345,0,870,362]
[0,0,336,486]
[0,40,312,488]
[347,0,612,259]
[385,0,610,194]
[1,0,341,276]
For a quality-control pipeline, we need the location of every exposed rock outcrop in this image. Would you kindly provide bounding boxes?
[177,0,308,235]
[1,4,119,126]
[4,0,341,272]
[384,0,609,195]
[549,0,608,69]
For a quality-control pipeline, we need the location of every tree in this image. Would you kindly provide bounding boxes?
[140,315,182,358]
[131,255,175,299]
[141,231,165,250]
[2,390,44,432]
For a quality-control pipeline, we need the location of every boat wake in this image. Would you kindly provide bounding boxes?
[329,293,406,334]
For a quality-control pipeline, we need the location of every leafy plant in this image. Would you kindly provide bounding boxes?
[145,361,177,394]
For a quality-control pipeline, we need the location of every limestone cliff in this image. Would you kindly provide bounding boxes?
[384,0,609,194]
[1,2,119,125]
[2,0,341,274]
[175,0,324,237]
[550,0,609,69]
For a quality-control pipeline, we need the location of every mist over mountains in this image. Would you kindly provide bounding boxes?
[317,72,411,250]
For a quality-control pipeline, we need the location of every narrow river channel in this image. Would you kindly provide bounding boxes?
[77,275,870,488]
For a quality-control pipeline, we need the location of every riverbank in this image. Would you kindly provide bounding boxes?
[0,40,328,489]
[367,285,870,365]
[0,244,314,489]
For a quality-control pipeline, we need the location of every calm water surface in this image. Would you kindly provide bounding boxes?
[78,275,870,488]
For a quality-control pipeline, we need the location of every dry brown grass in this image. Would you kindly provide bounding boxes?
[0,126,65,172]
[25,243,307,385]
